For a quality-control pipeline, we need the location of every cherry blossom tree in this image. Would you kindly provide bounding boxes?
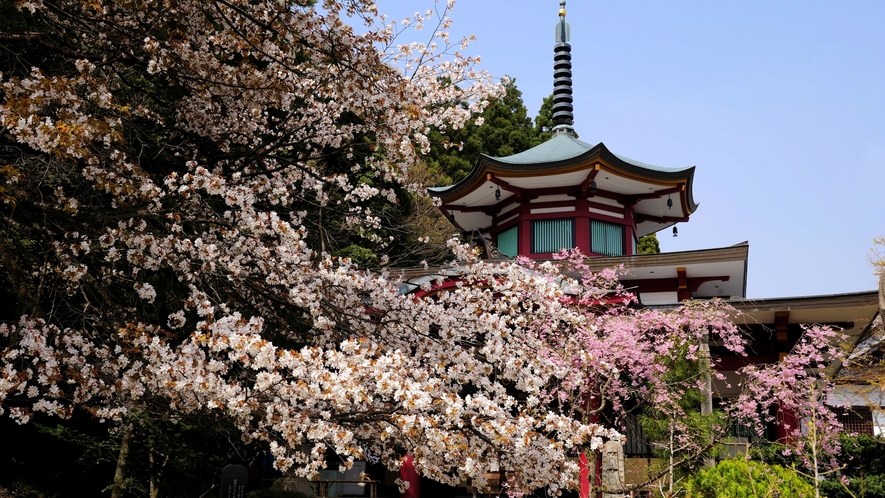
[731,325,848,498]
[870,236,885,276]
[526,252,744,495]
[0,0,619,495]
[0,1,850,497]
[529,251,848,496]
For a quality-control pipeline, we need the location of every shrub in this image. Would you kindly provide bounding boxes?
[684,459,814,498]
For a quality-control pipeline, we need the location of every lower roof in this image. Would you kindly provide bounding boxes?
[394,242,750,305]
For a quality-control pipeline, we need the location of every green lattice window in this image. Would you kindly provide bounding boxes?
[532,219,573,254]
[497,226,518,258]
[591,220,624,256]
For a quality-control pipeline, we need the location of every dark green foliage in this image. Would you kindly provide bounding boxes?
[533,94,555,144]
[471,78,539,158]
[246,489,308,498]
[0,482,56,498]
[532,93,579,144]
[684,459,814,498]
[639,344,724,480]
[121,413,252,497]
[819,434,885,498]
[336,244,380,268]
[0,411,254,497]
[424,83,580,186]
[750,434,885,497]
[0,415,113,497]
[637,234,660,255]
[426,78,540,184]
[35,423,121,467]
[399,78,565,266]
[749,441,803,469]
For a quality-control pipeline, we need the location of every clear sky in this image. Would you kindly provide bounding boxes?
[372,0,885,299]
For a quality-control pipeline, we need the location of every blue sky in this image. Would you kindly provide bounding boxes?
[372,0,884,299]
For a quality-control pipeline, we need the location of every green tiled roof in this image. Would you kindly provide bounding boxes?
[488,134,684,173]
[429,134,697,215]
[489,134,594,164]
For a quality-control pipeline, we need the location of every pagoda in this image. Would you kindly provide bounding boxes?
[428,1,745,305]
[413,3,885,492]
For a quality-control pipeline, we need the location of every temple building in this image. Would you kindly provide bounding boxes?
[276,3,883,497]
[266,3,882,498]
[427,1,745,307]
[418,0,883,494]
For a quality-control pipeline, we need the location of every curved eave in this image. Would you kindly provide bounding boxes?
[429,136,699,234]
[430,139,697,211]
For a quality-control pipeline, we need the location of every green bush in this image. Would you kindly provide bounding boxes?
[245,489,308,498]
[819,434,885,498]
[684,459,814,498]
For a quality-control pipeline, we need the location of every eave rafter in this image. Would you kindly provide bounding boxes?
[634,214,690,224]
[622,184,684,206]
[576,165,601,199]
[444,183,670,218]
[443,205,494,214]
[486,173,527,197]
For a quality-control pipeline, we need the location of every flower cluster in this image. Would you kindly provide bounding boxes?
[0,0,590,492]
[0,1,844,494]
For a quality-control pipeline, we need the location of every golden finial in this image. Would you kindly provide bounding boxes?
[555,0,570,43]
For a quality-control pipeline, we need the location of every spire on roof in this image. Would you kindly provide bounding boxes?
[556,0,570,42]
[552,0,575,137]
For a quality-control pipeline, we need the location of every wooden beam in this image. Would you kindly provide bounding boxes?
[441,204,491,213]
[677,267,690,301]
[633,214,690,224]
[578,164,601,199]
[442,208,462,230]
[486,173,527,196]
[775,311,790,347]
[626,275,730,294]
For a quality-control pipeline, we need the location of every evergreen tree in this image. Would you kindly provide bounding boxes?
[426,78,537,183]
[638,234,661,254]
[532,93,580,144]
[533,94,555,145]
[813,434,885,498]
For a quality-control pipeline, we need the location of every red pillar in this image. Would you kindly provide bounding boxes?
[676,267,691,302]
[518,203,531,256]
[776,403,799,445]
[400,454,420,498]
[578,451,590,498]
[575,199,591,254]
[580,394,603,498]
[624,206,636,255]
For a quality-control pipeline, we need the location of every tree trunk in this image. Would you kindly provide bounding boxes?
[668,422,674,498]
[111,430,131,498]
[700,338,714,468]
[149,447,159,498]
